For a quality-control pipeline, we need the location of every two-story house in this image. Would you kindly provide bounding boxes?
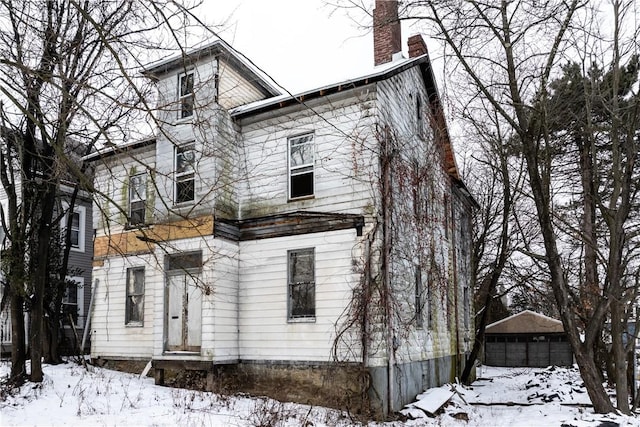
[0,143,94,356]
[87,0,475,415]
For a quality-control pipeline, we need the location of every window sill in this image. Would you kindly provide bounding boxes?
[288,317,316,323]
[174,116,193,125]
[288,195,315,203]
[125,323,144,328]
[124,223,152,231]
[172,201,195,209]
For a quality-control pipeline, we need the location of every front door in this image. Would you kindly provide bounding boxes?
[166,271,202,352]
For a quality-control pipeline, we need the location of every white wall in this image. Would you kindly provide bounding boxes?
[239,228,362,362]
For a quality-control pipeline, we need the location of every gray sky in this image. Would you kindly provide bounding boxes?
[198,0,414,94]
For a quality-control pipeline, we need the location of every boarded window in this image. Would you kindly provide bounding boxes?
[126,267,145,326]
[129,173,146,225]
[175,143,195,204]
[288,248,315,319]
[288,133,314,199]
[179,71,194,118]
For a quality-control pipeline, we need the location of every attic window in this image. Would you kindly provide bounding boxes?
[179,71,194,118]
[288,133,314,199]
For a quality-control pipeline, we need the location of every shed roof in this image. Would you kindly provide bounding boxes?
[485,310,565,334]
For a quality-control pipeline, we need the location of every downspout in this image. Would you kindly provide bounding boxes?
[450,198,461,375]
[81,278,98,354]
[381,129,396,413]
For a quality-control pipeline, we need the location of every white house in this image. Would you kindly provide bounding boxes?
[87,0,475,415]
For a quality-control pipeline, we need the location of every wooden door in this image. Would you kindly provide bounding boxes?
[166,273,201,352]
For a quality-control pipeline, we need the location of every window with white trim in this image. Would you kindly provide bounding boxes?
[179,71,194,119]
[288,248,315,320]
[63,276,85,328]
[288,133,314,199]
[175,143,195,204]
[64,205,86,252]
[126,267,145,326]
[129,173,146,226]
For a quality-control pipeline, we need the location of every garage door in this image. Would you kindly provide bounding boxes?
[485,335,572,367]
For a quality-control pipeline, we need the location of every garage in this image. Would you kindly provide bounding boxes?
[484,310,573,367]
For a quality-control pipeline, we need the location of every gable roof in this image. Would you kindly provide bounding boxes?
[486,310,565,334]
[231,54,461,181]
[141,39,282,98]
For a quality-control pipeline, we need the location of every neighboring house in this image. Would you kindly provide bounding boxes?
[484,310,573,367]
[0,185,93,355]
[87,0,475,415]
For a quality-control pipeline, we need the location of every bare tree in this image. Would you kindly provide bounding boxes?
[333,0,639,413]
[397,0,639,413]
[0,0,205,383]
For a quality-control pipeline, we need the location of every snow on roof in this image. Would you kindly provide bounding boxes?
[485,310,565,334]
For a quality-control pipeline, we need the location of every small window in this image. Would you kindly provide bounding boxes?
[70,212,80,247]
[288,133,314,199]
[175,143,195,204]
[126,267,145,325]
[443,195,450,240]
[129,173,146,225]
[64,205,86,252]
[179,71,194,118]
[416,96,423,137]
[288,248,315,320]
[415,265,423,328]
[167,251,202,271]
[463,286,470,329]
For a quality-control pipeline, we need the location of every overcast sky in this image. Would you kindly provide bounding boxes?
[197,0,420,94]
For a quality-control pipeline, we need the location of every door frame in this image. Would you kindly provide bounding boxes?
[163,251,203,353]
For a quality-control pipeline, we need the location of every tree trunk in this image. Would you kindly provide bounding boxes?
[10,292,26,380]
[29,187,56,382]
[461,287,492,384]
[610,301,630,413]
[521,133,616,413]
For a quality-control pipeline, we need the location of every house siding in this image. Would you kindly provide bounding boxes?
[238,228,361,362]
[88,43,474,417]
[236,88,378,219]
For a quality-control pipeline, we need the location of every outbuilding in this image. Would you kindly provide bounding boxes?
[484,310,573,367]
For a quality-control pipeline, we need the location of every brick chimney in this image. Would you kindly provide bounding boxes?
[408,34,428,58]
[373,0,401,66]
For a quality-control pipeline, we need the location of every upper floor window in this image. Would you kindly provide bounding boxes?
[179,71,194,119]
[444,195,450,240]
[129,173,146,226]
[416,96,424,137]
[288,248,315,320]
[64,205,86,252]
[288,133,314,199]
[175,143,195,204]
[70,212,80,247]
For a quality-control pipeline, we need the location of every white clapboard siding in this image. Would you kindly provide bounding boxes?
[372,67,459,364]
[237,89,378,219]
[93,145,156,236]
[91,254,157,358]
[218,57,269,110]
[238,228,361,362]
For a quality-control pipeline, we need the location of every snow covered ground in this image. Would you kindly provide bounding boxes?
[0,360,638,426]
